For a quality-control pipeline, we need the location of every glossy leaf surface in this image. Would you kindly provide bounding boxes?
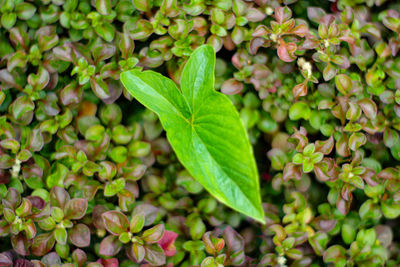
[121,45,264,222]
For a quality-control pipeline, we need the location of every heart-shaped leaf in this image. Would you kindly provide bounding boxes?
[121,45,264,223]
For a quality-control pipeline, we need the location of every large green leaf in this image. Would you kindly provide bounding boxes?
[120,45,264,223]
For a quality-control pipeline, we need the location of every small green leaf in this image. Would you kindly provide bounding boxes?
[130,213,145,233]
[95,23,115,42]
[24,175,44,190]
[309,232,328,256]
[1,12,17,29]
[128,141,151,158]
[104,178,125,197]
[342,223,356,244]
[142,224,165,244]
[3,208,15,223]
[289,102,311,120]
[335,74,352,95]
[119,232,131,244]
[38,217,56,231]
[349,132,367,151]
[292,153,303,164]
[108,146,128,163]
[9,178,23,193]
[55,243,69,259]
[186,214,206,240]
[0,139,20,152]
[311,152,324,164]
[381,201,400,219]
[47,163,69,188]
[51,207,64,223]
[144,244,166,266]
[356,228,376,246]
[303,143,315,155]
[302,160,314,173]
[350,175,364,189]
[0,184,7,198]
[85,125,105,142]
[112,125,132,144]
[130,242,145,262]
[0,154,14,169]
[15,3,36,20]
[120,45,264,223]
[133,0,153,12]
[17,149,32,162]
[54,227,68,245]
[95,0,111,15]
[102,210,129,235]
[268,148,288,170]
[323,245,346,263]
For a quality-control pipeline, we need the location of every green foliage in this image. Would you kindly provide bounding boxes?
[0,0,400,266]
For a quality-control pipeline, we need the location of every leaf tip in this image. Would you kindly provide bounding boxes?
[193,44,215,58]
[252,208,266,225]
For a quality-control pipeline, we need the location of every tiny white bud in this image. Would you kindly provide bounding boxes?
[266,7,274,16]
[11,159,22,179]
[297,57,306,67]
[297,58,313,78]
[277,255,287,267]
[270,33,278,42]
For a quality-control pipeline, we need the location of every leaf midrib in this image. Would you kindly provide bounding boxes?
[176,88,259,210]
[143,74,191,124]
[188,121,258,210]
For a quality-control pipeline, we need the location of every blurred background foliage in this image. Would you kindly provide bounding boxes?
[0,0,400,266]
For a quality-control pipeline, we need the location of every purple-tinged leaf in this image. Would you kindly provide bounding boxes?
[99,235,122,257]
[102,211,129,235]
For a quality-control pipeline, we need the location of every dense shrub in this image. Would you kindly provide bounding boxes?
[0,0,400,266]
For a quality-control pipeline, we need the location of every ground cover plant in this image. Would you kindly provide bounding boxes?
[0,0,400,266]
